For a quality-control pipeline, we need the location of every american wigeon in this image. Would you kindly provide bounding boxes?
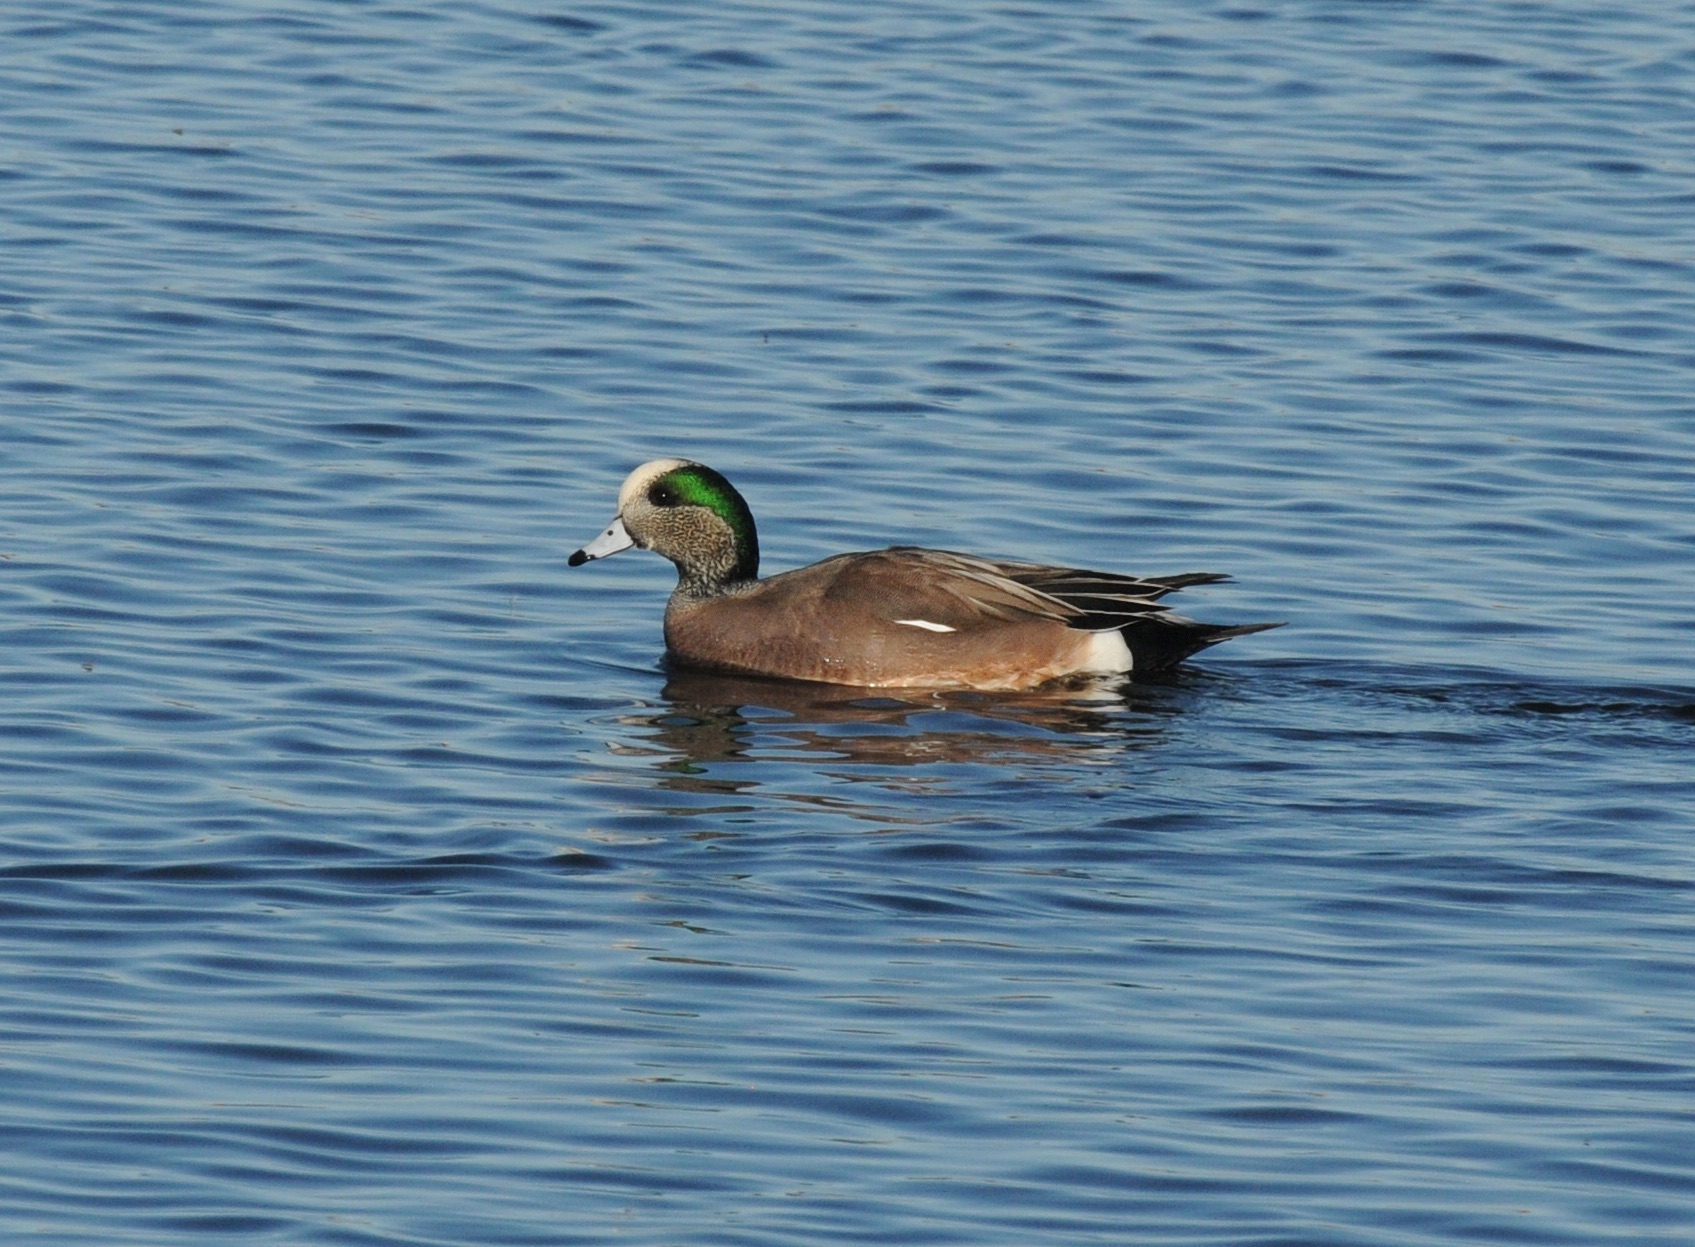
[570,458,1281,690]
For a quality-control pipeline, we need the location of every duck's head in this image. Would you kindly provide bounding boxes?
[569,458,759,594]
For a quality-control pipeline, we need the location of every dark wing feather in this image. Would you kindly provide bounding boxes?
[995,560,1283,669]
[993,562,1231,630]
[834,548,1074,624]
[833,549,1282,671]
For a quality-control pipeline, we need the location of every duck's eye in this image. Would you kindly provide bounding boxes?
[647,482,679,507]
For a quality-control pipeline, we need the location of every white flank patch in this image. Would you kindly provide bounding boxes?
[1078,629,1133,674]
[894,618,957,633]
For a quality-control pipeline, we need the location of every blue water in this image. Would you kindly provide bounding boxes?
[4,2,1694,1243]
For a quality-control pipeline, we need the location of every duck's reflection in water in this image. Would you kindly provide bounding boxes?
[618,667,1198,797]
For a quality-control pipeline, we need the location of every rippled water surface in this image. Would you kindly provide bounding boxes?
[4,3,1694,1244]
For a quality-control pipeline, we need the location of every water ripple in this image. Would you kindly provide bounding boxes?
[3,2,1694,1244]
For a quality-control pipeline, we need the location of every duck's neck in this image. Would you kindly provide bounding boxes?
[658,487,760,599]
[672,542,758,601]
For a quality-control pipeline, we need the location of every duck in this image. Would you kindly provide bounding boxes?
[569,458,1281,690]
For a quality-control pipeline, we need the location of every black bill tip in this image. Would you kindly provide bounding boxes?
[567,549,589,567]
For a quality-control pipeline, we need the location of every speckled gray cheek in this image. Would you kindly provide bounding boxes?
[636,506,748,598]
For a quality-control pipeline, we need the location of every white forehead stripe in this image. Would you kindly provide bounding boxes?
[894,618,956,633]
[617,457,696,510]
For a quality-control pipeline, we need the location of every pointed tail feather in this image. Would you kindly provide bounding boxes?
[1119,617,1284,673]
